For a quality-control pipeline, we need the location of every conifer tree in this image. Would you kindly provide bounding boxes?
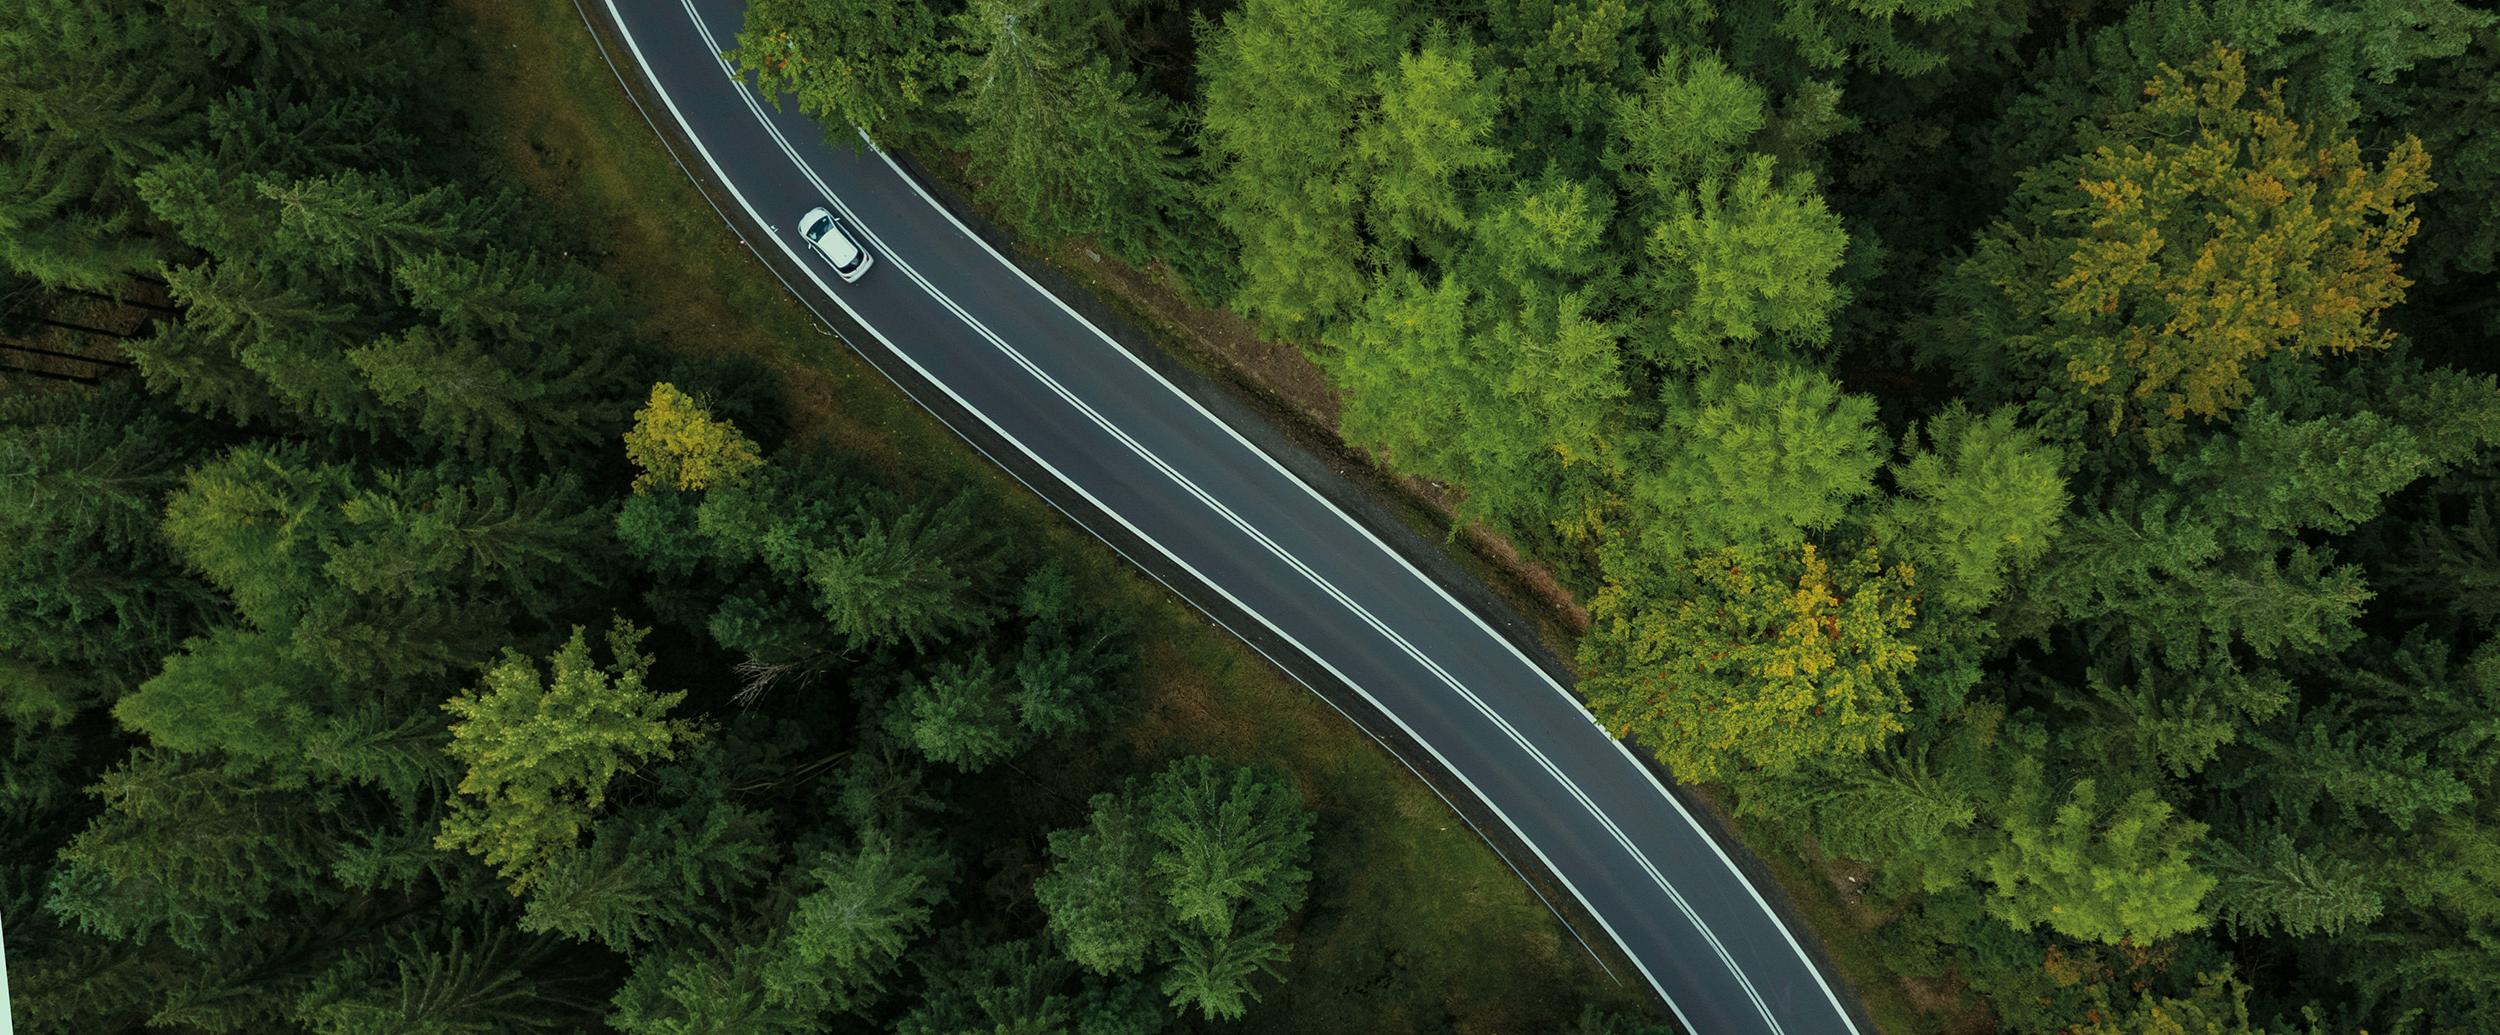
[1982,776,2215,945]
[1199,0,1397,331]
[1878,405,2068,613]
[946,0,1186,257]
[736,0,945,145]
[437,622,695,893]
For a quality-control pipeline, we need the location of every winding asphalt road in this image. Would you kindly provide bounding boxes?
[588,2,1867,1031]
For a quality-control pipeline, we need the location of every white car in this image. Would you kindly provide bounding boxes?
[797,206,872,282]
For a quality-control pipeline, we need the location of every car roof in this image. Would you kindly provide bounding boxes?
[802,208,859,266]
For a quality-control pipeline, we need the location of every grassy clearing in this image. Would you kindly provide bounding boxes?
[438,1,1644,1028]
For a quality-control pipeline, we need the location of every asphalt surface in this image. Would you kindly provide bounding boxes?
[594,2,1868,1031]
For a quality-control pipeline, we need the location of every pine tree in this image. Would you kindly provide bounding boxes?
[294,926,596,1034]
[1158,921,1290,1022]
[1791,743,1982,881]
[1878,404,2068,613]
[2199,832,2384,938]
[262,172,498,278]
[1606,47,1766,203]
[886,655,1021,771]
[2160,404,2430,548]
[1199,0,1397,331]
[894,935,1073,1033]
[46,749,341,952]
[1628,364,1886,558]
[518,748,776,952]
[1357,32,1506,251]
[1637,155,1849,362]
[1145,757,1314,940]
[1035,790,1160,975]
[946,0,1187,258]
[0,387,213,670]
[805,491,1001,650]
[0,0,208,288]
[1981,776,2215,945]
[324,467,610,621]
[735,0,945,144]
[1740,0,2036,78]
[1479,0,1648,177]
[436,622,695,893]
[765,831,952,1014]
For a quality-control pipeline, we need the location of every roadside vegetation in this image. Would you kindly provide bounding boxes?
[0,1,1648,1032]
[737,0,2500,1031]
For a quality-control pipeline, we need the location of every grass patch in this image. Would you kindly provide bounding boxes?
[437,1,1644,1029]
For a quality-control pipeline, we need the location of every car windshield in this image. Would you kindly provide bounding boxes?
[806,215,831,239]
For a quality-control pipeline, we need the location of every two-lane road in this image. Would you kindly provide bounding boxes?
[587,2,1866,1031]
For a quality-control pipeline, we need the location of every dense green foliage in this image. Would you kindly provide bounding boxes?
[0,2,1320,1031]
[10,0,2500,1027]
[741,0,2500,1028]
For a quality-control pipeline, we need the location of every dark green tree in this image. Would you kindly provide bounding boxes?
[946,0,1187,258]
[736,0,945,144]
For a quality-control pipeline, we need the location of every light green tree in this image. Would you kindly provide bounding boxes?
[1877,404,2068,612]
[1630,365,1886,556]
[1640,155,1850,362]
[1982,776,2215,945]
[1357,32,1506,249]
[1608,48,1766,200]
[1199,0,1396,330]
[436,621,694,893]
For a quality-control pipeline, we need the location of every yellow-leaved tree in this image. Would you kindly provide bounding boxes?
[1961,45,2431,451]
[622,382,763,492]
[1583,544,1919,780]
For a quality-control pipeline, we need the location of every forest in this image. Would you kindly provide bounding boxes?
[6,0,2498,1031]
[730,0,2500,1031]
[0,0,1546,1031]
